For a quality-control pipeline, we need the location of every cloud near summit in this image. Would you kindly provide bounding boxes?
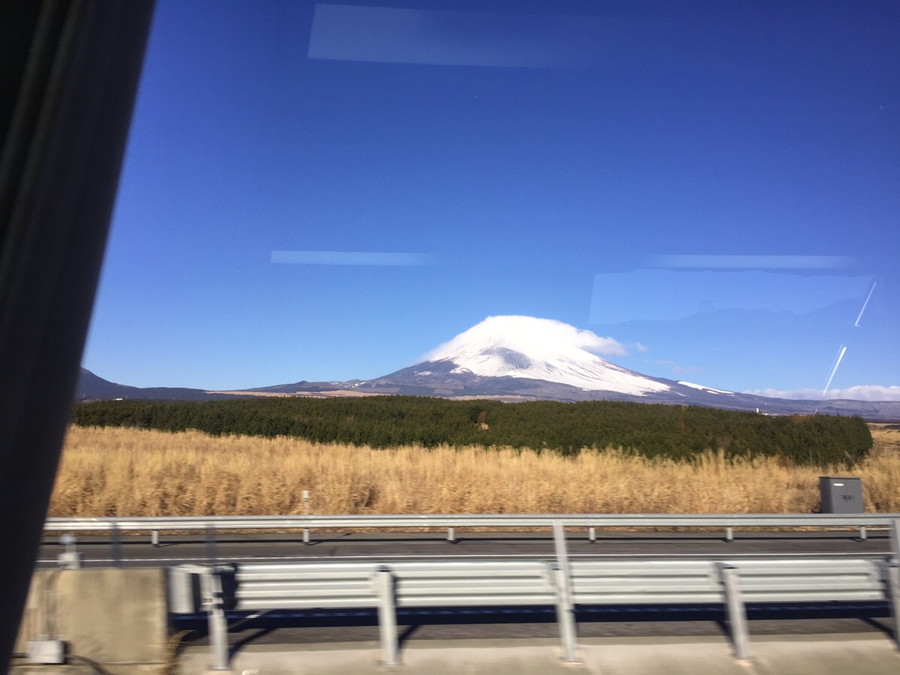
[564,324,629,357]
[423,315,629,361]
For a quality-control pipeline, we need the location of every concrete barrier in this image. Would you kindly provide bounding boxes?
[13,568,168,674]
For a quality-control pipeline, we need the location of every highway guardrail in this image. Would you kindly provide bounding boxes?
[45,512,900,546]
[168,519,900,670]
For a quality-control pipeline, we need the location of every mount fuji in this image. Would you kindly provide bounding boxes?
[78,315,900,420]
[412,315,670,395]
[247,315,899,419]
[346,315,730,403]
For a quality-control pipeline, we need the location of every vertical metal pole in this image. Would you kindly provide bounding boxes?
[151,529,159,547]
[203,570,230,671]
[205,525,218,564]
[447,527,456,543]
[303,491,311,544]
[719,565,751,659]
[553,565,579,663]
[889,519,900,648]
[375,566,399,666]
[58,534,81,569]
[891,519,899,564]
[553,521,571,582]
[552,520,579,662]
[725,526,734,543]
[886,563,900,649]
[859,525,867,541]
[111,522,122,568]
[588,527,596,543]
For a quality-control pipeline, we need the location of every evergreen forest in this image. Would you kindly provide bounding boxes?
[71,396,872,466]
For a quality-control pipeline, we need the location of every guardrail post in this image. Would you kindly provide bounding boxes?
[447,527,456,543]
[725,526,734,543]
[718,564,751,660]
[374,566,400,666]
[553,521,570,580]
[111,522,123,568]
[202,569,230,671]
[859,525,867,541]
[57,534,81,569]
[887,562,900,649]
[891,519,899,563]
[552,521,579,663]
[151,529,160,547]
[588,527,596,543]
[890,519,900,649]
[551,564,579,663]
[303,528,310,544]
[205,525,218,564]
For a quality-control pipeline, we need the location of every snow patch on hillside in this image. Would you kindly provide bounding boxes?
[425,315,671,395]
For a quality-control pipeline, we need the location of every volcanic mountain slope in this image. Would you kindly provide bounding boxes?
[347,316,900,419]
[416,315,669,394]
[356,316,725,402]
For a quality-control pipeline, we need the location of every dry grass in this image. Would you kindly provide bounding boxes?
[49,425,900,517]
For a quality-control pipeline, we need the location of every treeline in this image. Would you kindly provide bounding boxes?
[70,396,872,466]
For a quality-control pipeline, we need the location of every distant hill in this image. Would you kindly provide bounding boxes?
[76,368,245,402]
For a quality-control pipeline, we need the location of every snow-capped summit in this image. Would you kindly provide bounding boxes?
[421,315,671,395]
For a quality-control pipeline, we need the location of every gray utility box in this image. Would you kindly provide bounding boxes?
[819,477,863,513]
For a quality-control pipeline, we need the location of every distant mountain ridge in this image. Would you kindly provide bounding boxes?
[77,316,900,421]
[76,368,244,402]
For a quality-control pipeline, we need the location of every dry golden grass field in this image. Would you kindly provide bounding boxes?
[49,424,900,517]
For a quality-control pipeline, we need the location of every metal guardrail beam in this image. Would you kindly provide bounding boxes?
[45,512,899,567]
[45,512,900,533]
[45,513,899,564]
[170,551,900,670]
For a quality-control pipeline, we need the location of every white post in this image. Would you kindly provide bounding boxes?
[889,519,900,648]
[203,570,230,671]
[375,566,399,666]
[57,534,81,570]
[303,490,311,544]
[552,521,580,663]
[553,521,571,582]
[719,564,751,660]
[891,519,899,563]
[886,563,900,649]
[553,565,579,663]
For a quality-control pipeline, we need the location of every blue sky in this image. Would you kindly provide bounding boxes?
[82,0,900,399]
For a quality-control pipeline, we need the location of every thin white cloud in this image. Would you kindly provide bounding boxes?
[573,329,628,357]
[746,385,900,402]
[271,250,431,266]
[309,4,606,68]
[653,254,854,270]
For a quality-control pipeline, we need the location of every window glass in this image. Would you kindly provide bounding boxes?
[83,0,900,403]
